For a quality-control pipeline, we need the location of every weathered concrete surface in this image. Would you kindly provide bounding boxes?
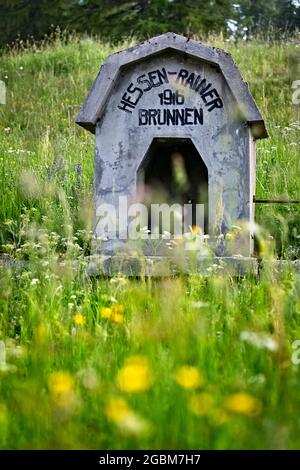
[92,51,256,254]
[76,32,267,138]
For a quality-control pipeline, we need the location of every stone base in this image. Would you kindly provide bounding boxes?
[86,255,259,277]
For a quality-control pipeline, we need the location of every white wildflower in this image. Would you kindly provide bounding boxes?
[240,331,278,352]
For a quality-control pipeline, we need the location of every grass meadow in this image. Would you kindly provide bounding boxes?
[0,33,300,449]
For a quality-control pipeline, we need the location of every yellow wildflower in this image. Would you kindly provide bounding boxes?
[188,392,214,416]
[224,393,262,416]
[175,366,204,390]
[112,313,124,324]
[105,396,132,423]
[49,371,74,395]
[101,304,125,323]
[73,314,85,326]
[191,225,202,234]
[48,371,75,407]
[117,356,153,392]
[226,232,234,241]
[100,307,112,319]
[111,304,125,323]
[112,304,125,315]
[105,397,149,435]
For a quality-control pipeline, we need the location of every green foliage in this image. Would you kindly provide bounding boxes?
[0,0,74,47]
[235,0,300,37]
[1,1,299,47]
[0,241,300,448]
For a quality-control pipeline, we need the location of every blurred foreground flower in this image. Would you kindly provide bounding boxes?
[117,356,153,392]
[191,225,202,234]
[175,366,204,390]
[48,371,76,407]
[111,312,124,324]
[77,367,99,390]
[224,393,262,416]
[111,304,125,323]
[240,331,278,352]
[105,396,149,435]
[100,304,125,324]
[105,396,132,422]
[100,307,112,318]
[73,314,86,326]
[112,304,125,315]
[188,392,214,416]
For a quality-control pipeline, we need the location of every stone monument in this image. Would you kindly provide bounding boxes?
[76,33,267,275]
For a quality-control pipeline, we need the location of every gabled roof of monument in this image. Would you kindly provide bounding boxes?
[76,32,267,138]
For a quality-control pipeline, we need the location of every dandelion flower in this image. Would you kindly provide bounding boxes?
[105,397,149,435]
[73,314,85,326]
[48,371,75,407]
[117,356,153,392]
[105,396,132,423]
[175,366,204,390]
[112,313,124,324]
[191,225,202,234]
[224,393,262,416]
[100,307,112,319]
[49,371,74,396]
[101,304,125,323]
[112,304,125,315]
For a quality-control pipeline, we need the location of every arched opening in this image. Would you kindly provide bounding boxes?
[137,138,208,235]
